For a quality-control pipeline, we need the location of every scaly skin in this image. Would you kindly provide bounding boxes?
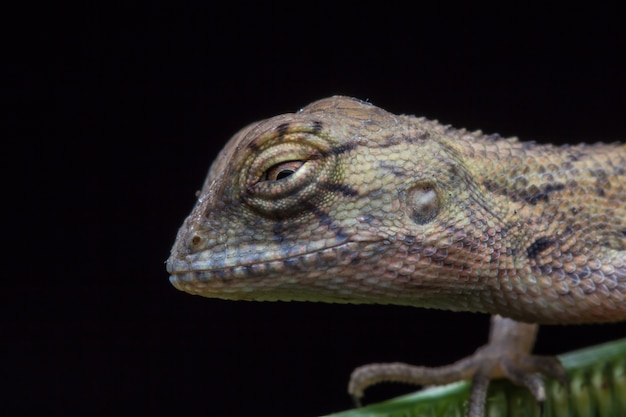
[167,96,626,416]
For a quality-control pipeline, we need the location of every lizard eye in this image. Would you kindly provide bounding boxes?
[240,123,339,217]
[263,161,305,181]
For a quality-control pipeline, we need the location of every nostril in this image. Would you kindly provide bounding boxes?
[188,233,205,252]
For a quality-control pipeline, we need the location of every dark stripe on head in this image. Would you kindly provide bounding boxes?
[311,120,323,133]
[307,203,333,226]
[379,161,410,178]
[301,201,348,239]
[327,141,357,156]
[276,123,290,136]
[523,183,565,205]
[403,131,430,144]
[590,169,610,197]
[272,221,286,241]
[484,179,567,205]
[319,182,359,197]
[482,180,497,193]
[526,237,554,259]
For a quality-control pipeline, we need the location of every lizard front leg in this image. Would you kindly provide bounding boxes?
[349,315,568,417]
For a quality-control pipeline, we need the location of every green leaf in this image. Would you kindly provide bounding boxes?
[322,338,626,417]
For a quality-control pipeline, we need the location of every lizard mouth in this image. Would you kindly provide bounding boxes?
[167,240,361,298]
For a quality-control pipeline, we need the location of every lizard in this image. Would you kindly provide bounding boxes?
[166,96,626,417]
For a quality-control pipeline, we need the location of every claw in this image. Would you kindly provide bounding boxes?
[348,316,568,417]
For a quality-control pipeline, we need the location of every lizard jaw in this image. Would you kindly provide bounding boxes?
[167,241,363,300]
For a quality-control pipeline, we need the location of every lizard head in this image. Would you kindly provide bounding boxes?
[167,96,480,307]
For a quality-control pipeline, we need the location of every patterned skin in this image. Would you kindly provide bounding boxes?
[167,96,625,416]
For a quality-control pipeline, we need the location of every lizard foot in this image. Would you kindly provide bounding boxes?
[348,315,568,417]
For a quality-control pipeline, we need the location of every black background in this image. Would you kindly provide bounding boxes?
[8,3,626,416]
